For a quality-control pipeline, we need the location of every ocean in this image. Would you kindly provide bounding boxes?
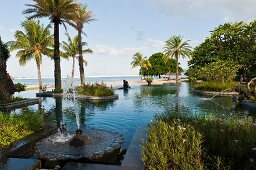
[13,76,141,86]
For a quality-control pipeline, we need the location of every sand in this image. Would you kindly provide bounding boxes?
[25,78,189,91]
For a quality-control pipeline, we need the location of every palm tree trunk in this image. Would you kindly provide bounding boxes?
[36,62,43,93]
[78,30,85,85]
[141,68,143,81]
[176,54,179,86]
[54,21,62,90]
[72,56,75,79]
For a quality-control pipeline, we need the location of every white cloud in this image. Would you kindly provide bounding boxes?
[146,39,165,48]
[94,44,145,56]
[94,39,165,56]
[147,0,256,21]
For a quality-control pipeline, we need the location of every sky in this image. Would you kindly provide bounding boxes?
[0,0,256,78]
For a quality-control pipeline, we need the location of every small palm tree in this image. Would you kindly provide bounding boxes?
[62,33,92,79]
[131,52,151,80]
[71,4,94,84]
[24,0,80,90]
[163,35,192,85]
[9,20,53,93]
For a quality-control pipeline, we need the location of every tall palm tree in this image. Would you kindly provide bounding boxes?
[72,4,94,84]
[23,0,80,90]
[163,36,192,85]
[62,33,92,79]
[9,20,53,93]
[131,52,151,80]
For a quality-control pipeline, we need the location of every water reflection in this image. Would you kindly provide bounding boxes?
[11,82,256,148]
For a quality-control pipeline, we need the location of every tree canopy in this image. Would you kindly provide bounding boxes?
[188,21,256,82]
[142,53,183,78]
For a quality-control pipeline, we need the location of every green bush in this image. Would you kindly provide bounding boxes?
[14,83,26,92]
[156,112,256,169]
[0,109,44,148]
[53,88,63,93]
[142,119,204,170]
[76,83,114,97]
[192,81,238,92]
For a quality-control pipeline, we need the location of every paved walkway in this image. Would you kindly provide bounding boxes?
[62,127,146,170]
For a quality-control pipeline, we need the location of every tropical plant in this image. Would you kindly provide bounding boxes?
[164,36,192,85]
[76,83,114,97]
[0,37,16,102]
[71,4,94,84]
[131,52,151,80]
[62,33,92,78]
[24,0,80,90]
[0,109,44,148]
[188,21,256,83]
[142,52,183,78]
[9,20,53,93]
[142,119,204,170]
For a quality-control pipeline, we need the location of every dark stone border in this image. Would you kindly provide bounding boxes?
[240,100,256,110]
[53,93,119,101]
[191,89,239,97]
[36,91,53,97]
[0,98,39,110]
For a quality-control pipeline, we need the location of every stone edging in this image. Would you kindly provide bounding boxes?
[53,93,119,100]
[240,100,256,109]
[191,89,239,96]
[0,98,39,110]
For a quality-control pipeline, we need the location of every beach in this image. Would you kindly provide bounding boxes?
[25,78,189,90]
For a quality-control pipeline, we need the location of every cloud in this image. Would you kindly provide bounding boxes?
[147,0,256,21]
[94,39,165,56]
[146,39,165,48]
[94,45,145,56]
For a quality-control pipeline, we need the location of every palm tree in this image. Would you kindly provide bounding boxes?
[131,52,151,80]
[163,36,192,85]
[9,20,53,93]
[62,33,92,79]
[72,4,94,84]
[23,0,80,90]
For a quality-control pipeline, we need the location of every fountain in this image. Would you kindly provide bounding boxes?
[35,76,124,166]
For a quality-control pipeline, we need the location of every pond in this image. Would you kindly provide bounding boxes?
[13,82,255,148]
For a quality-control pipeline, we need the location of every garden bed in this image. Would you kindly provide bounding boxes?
[0,98,39,110]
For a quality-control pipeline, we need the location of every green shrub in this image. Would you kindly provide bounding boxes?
[53,88,63,93]
[142,119,204,170]
[193,81,238,92]
[76,83,114,97]
[14,83,26,92]
[0,109,44,148]
[159,112,256,169]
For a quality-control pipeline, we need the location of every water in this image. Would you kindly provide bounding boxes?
[13,82,255,148]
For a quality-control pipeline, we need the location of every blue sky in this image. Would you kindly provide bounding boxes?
[0,0,255,78]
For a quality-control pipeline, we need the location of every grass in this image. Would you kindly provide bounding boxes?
[0,108,44,148]
[192,81,238,92]
[76,83,114,97]
[143,111,256,170]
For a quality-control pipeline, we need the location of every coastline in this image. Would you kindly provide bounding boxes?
[25,78,189,91]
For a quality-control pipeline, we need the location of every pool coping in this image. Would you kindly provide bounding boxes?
[191,89,239,96]
[0,98,39,110]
